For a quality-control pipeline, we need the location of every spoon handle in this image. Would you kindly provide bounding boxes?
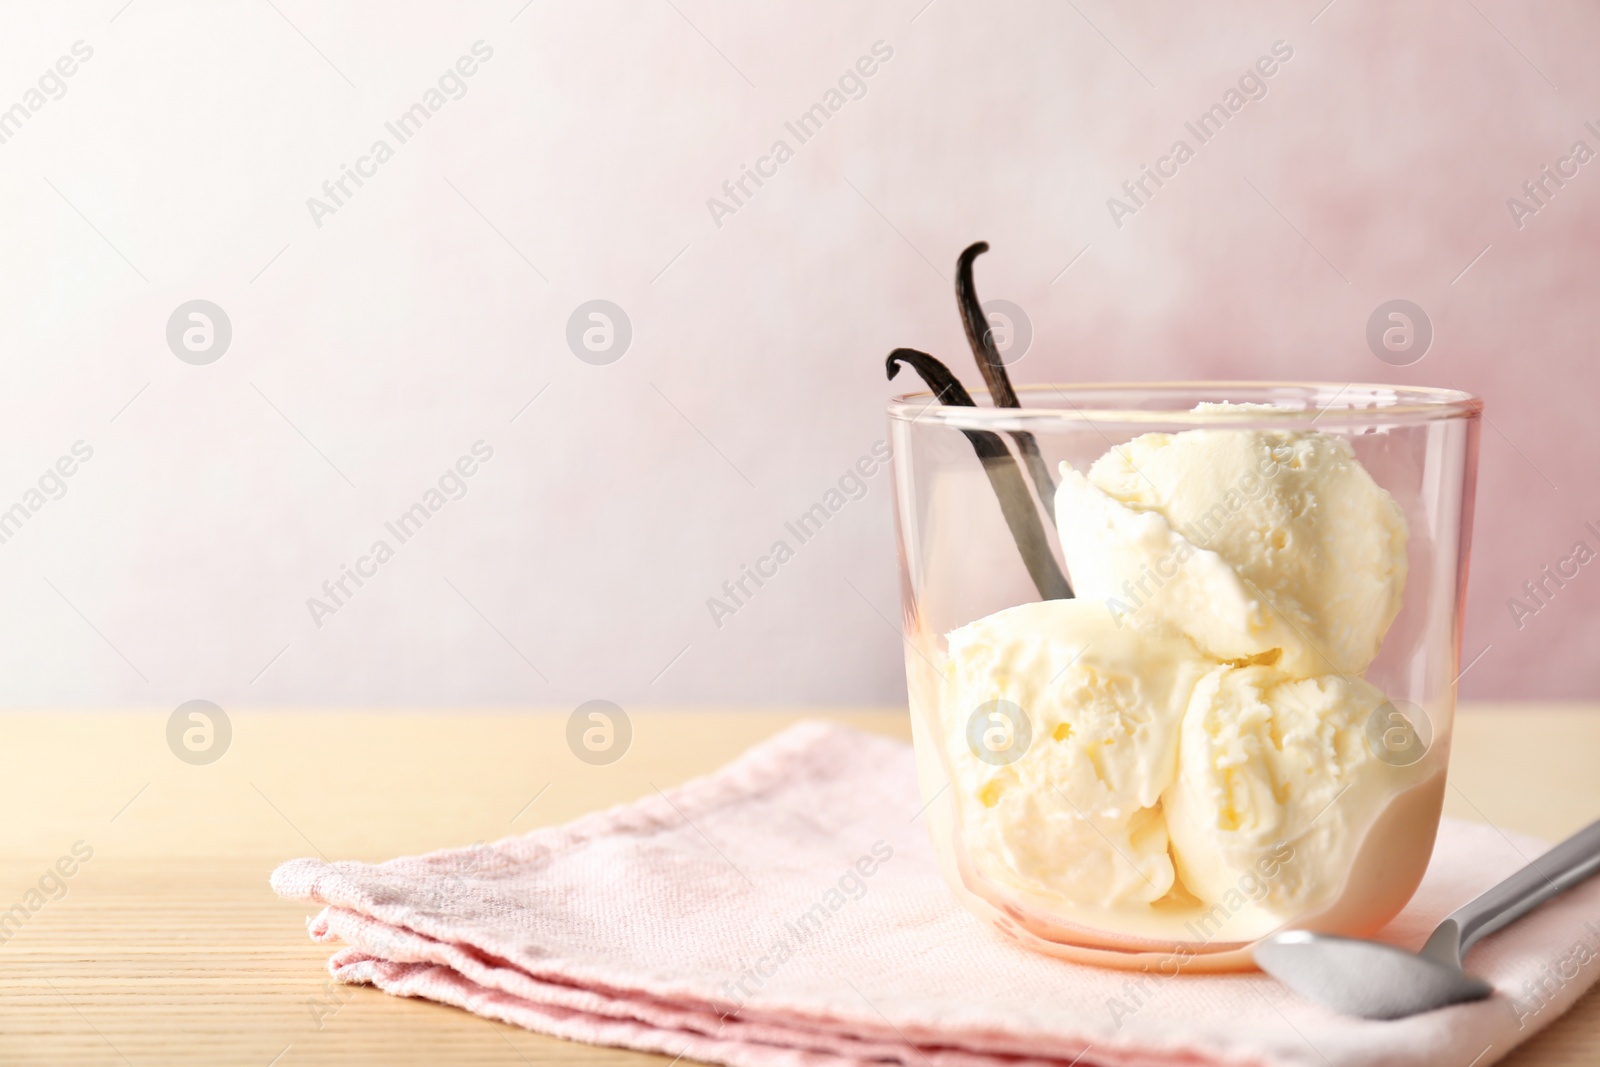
[1434,817,1600,963]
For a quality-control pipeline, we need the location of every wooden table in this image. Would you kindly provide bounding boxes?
[3,707,1597,1066]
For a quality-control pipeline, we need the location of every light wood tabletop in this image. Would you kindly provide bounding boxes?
[3,706,1598,1066]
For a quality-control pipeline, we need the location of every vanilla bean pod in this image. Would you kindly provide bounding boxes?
[955,242,1058,524]
[888,349,1071,600]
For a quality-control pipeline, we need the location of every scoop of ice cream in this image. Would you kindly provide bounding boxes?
[942,598,1212,909]
[1054,464,1319,672]
[1084,426,1408,676]
[935,417,1426,947]
[1189,401,1297,416]
[1161,664,1421,917]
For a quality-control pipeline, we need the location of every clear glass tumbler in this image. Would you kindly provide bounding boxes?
[888,383,1480,971]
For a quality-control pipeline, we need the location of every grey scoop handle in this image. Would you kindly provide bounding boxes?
[1422,817,1600,969]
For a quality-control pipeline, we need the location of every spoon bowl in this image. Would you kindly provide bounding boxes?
[1254,817,1600,1019]
[1254,930,1492,1020]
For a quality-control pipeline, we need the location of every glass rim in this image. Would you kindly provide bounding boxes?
[885,380,1482,428]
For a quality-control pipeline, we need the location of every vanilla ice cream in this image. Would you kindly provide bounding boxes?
[1054,465,1318,672]
[1075,425,1408,676]
[942,598,1211,910]
[929,415,1431,953]
[1162,664,1426,918]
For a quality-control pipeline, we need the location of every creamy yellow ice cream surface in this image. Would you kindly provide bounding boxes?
[937,417,1424,943]
[1080,424,1407,676]
[942,599,1211,910]
[1162,663,1423,915]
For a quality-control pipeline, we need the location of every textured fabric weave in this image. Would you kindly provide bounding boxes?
[272,721,1600,1067]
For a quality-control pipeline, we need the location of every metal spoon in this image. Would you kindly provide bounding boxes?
[1254,817,1600,1019]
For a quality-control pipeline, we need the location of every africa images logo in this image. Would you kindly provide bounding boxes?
[305,41,494,228]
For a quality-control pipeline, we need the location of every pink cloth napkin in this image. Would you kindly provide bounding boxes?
[272,721,1600,1067]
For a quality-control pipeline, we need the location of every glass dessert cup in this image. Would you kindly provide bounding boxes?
[888,383,1481,973]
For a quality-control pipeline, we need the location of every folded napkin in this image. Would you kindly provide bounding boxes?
[272,721,1600,1067]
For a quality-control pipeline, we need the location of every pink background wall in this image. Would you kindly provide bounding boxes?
[0,0,1593,706]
